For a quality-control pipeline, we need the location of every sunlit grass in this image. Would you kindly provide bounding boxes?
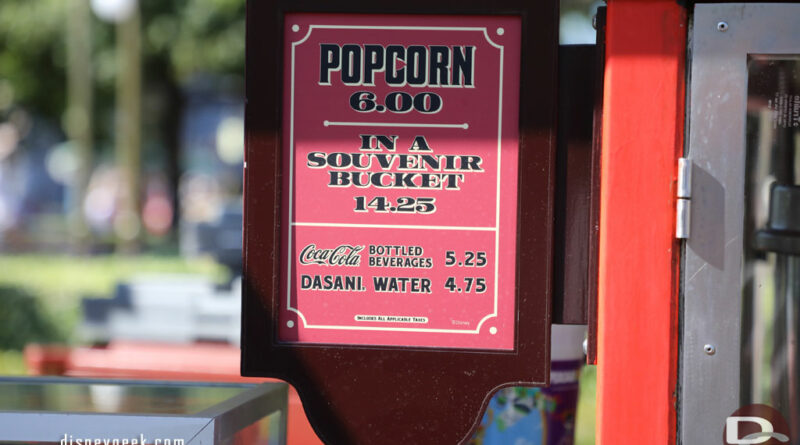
[0,254,226,300]
[0,254,228,346]
[0,350,26,375]
[576,365,597,445]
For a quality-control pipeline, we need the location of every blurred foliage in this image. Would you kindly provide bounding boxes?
[0,0,245,132]
[0,254,228,344]
[0,0,68,119]
[161,0,246,81]
[0,350,26,375]
[0,286,62,350]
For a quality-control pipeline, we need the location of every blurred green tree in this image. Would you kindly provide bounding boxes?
[0,0,245,238]
[0,0,245,126]
[0,0,68,120]
[0,286,62,349]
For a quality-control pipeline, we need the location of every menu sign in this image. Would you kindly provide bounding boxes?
[280,13,521,350]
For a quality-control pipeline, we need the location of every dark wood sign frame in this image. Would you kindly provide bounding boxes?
[242,1,558,443]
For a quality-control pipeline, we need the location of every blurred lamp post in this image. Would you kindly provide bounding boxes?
[90,0,136,22]
[65,0,93,252]
[91,0,142,252]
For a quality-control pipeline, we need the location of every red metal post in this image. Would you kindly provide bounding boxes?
[596,1,686,444]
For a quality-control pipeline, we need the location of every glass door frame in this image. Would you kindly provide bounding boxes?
[681,3,800,444]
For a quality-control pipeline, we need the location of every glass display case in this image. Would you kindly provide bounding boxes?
[0,377,287,445]
[742,54,800,437]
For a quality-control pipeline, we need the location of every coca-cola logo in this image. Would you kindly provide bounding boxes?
[299,244,364,267]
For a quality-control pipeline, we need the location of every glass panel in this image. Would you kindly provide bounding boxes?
[0,380,249,414]
[742,55,800,435]
[225,411,283,445]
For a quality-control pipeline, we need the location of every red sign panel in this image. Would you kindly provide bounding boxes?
[279,13,521,350]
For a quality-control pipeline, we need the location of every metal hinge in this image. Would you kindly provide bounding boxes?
[676,158,692,239]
